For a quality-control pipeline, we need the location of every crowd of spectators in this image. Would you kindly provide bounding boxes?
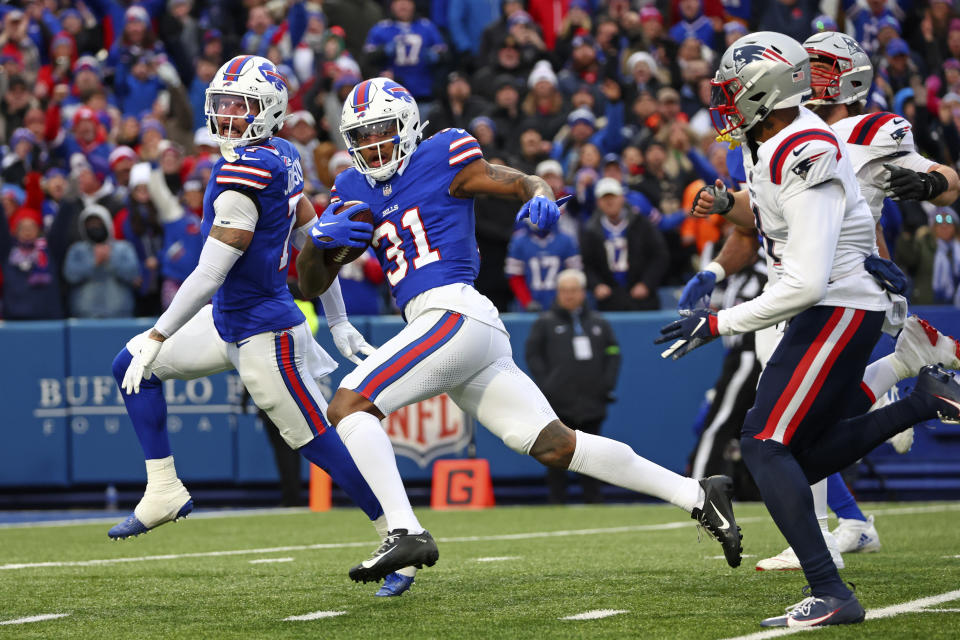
[3,0,960,321]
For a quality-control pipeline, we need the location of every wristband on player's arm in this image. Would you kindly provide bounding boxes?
[703,261,726,282]
[926,170,950,200]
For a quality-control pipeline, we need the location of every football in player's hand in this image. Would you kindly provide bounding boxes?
[323,200,374,266]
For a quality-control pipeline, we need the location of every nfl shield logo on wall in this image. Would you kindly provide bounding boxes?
[383,394,472,467]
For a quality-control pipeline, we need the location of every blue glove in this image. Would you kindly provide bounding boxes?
[309,200,374,250]
[516,194,573,231]
[678,270,717,315]
[654,310,719,360]
[864,254,909,295]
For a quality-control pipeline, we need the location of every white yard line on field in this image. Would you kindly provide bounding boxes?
[249,557,293,564]
[475,556,521,562]
[560,609,629,621]
[2,501,958,530]
[2,503,958,572]
[718,589,960,640]
[0,613,70,626]
[283,610,346,621]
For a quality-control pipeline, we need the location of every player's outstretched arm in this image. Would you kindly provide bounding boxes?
[121,222,250,394]
[450,159,572,231]
[449,158,552,202]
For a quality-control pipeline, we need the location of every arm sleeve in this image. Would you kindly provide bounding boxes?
[887,150,937,174]
[153,237,243,337]
[318,277,349,327]
[717,181,842,335]
[212,189,260,231]
[291,213,316,251]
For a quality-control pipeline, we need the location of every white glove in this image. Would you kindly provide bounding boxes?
[155,61,182,87]
[330,321,376,364]
[122,334,164,395]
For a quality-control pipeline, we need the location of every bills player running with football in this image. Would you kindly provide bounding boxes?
[682,31,960,571]
[109,56,392,566]
[658,32,960,628]
[296,77,744,584]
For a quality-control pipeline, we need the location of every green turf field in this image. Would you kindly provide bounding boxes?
[1,502,958,639]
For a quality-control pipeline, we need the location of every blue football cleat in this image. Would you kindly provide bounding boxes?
[108,498,194,540]
[375,572,415,597]
[760,587,865,628]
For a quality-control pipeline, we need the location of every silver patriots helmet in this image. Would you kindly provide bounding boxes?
[803,31,873,106]
[710,32,812,141]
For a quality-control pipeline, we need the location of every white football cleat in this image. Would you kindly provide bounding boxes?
[891,315,960,380]
[108,483,193,539]
[871,388,914,453]
[756,530,844,571]
[832,515,881,554]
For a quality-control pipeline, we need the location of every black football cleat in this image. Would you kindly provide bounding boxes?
[349,529,438,583]
[691,475,743,568]
[913,364,960,424]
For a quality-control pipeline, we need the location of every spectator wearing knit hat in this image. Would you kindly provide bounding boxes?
[473,33,530,101]
[283,110,325,196]
[158,0,200,86]
[113,162,163,315]
[523,59,567,140]
[105,5,167,80]
[1,128,42,187]
[846,0,899,56]
[35,31,77,103]
[551,80,627,177]
[0,206,64,319]
[108,145,137,200]
[58,7,101,57]
[55,106,113,171]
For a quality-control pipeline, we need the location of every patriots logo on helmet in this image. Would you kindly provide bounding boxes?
[733,44,791,72]
[842,36,864,56]
[890,126,910,145]
[792,151,827,180]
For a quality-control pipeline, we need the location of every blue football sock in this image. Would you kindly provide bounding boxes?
[112,348,171,460]
[827,472,865,521]
[742,436,851,600]
[298,429,383,521]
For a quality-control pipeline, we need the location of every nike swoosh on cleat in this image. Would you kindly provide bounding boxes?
[362,545,397,568]
[710,500,730,530]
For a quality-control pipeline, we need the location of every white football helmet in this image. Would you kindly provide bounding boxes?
[710,32,811,141]
[205,55,288,150]
[803,31,873,106]
[340,78,424,182]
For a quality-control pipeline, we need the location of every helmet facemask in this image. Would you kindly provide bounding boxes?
[343,117,404,181]
[806,50,852,104]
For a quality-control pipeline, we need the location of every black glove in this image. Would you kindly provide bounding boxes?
[691,183,734,216]
[654,310,720,360]
[883,163,948,201]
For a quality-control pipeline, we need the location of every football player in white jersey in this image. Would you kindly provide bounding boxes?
[659,32,960,628]
[682,31,960,573]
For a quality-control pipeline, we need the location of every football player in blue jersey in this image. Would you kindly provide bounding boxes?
[108,56,397,578]
[296,77,744,587]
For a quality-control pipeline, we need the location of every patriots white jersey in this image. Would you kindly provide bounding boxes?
[831,112,936,222]
[729,106,886,331]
